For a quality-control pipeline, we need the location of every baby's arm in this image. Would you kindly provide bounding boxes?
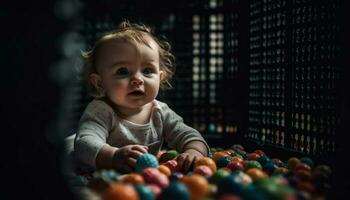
[158,101,210,173]
[177,140,208,172]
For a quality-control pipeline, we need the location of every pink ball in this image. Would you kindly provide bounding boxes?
[142,168,169,188]
[161,159,179,173]
[193,165,214,176]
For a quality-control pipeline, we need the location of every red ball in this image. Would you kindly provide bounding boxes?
[247,153,261,160]
[227,161,244,172]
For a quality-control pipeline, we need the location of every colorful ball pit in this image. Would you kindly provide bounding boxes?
[81,146,332,200]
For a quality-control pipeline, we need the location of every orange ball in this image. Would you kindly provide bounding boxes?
[212,152,229,163]
[120,173,144,185]
[287,157,300,170]
[245,168,268,182]
[274,167,289,175]
[195,157,217,173]
[181,174,210,200]
[230,156,243,163]
[158,165,172,176]
[103,183,139,200]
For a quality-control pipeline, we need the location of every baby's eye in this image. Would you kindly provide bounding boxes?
[142,67,154,75]
[115,67,129,76]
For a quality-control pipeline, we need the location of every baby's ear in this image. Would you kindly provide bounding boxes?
[160,70,165,81]
[89,73,103,91]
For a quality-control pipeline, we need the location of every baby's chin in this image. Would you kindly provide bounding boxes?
[114,99,154,109]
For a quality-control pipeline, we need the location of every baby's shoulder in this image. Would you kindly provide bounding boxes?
[154,100,170,111]
[85,98,115,114]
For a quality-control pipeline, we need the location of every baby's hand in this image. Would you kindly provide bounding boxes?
[112,145,148,173]
[176,149,204,173]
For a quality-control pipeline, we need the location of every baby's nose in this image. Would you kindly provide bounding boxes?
[130,73,144,85]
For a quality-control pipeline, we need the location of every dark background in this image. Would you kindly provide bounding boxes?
[1,1,349,200]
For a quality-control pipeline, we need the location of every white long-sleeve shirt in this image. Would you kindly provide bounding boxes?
[74,99,209,169]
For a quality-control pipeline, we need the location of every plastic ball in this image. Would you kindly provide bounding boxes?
[244,160,262,171]
[231,144,244,151]
[159,181,190,200]
[313,165,332,176]
[295,169,312,181]
[169,172,184,182]
[193,165,214,177]
[228,161,244,172]
[273,167,289,175]
[195,157,217,173]
[162,159,179,173]
[255,178,295,200]
[181,174,210,200]
[89,169,119,192]
[212,152,229,163]
[287,157,300,170]
[247,153,261,161]
[263,162,278,175]
[300,157,314,168]
[296,181,315,193]
[217,174,244,197]
[158,165,172,176]
[135,185,155,200]
[216,156,231,168]
[245,168,268,182]
[272,158,283,166]
[159,150,178,163]
[102,183,139,200]
[294,163,311,172]
[210,169,230,184]
[121,173,145,185]
[253,149,265,157]
[221,167,233,174]
[142,168,169,188]
[257,156,272,167]
[136,153,159,173]
[147,184,162,198]
[218,194,243,200]
[231,171,253,185]
[230,156,243,163]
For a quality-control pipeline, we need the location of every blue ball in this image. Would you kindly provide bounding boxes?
[216,156,231,168]
[135,153,159,172]
[300,157,314,168]
[135,185,155,200]
[159,181,190,200]
[217,174,244,196]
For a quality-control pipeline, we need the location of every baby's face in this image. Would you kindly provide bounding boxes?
[95,36,163,109]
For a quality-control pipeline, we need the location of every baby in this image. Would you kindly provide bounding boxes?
[74,20,209,174]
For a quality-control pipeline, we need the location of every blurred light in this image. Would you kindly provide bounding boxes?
[54,0,83,20]
[59,31,86,58]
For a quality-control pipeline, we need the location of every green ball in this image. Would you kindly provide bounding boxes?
[159,150,178,163]
[245,160,262,171]
[209,168,230,184]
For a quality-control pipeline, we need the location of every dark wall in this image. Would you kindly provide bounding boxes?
[1,1,74,200]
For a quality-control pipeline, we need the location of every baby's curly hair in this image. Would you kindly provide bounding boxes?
[81,20,175,98]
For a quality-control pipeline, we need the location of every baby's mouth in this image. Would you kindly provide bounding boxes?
[128,90,145,96]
